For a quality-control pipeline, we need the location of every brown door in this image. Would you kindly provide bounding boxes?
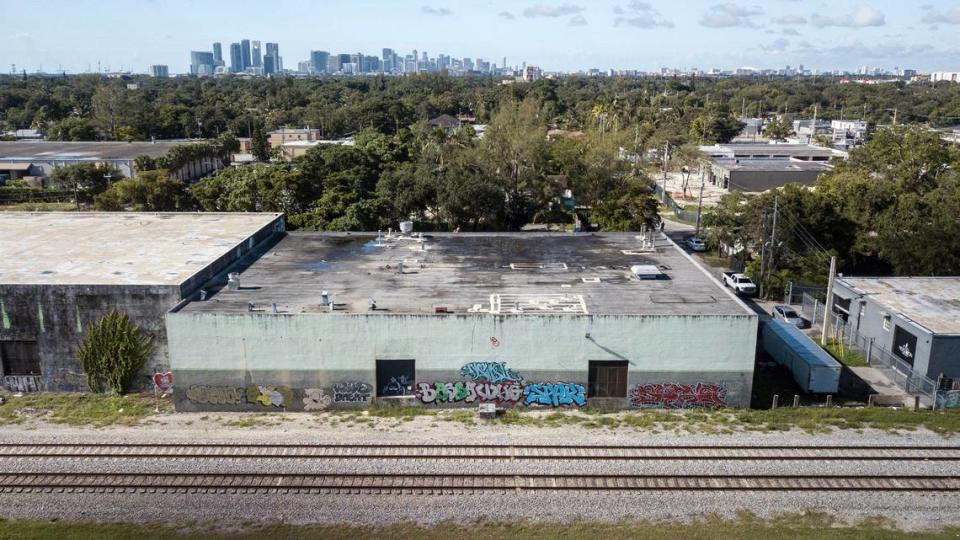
[588,361,628,398]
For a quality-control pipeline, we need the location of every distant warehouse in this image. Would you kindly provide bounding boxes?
[167,231,759,412]
[0,141,225,185]
[700,143,843,192]
[0,212,284,393]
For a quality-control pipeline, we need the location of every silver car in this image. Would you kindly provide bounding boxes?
[685,237,707,252]
[772,305,808,328]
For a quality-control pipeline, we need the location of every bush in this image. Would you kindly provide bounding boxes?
[77,310,154,394]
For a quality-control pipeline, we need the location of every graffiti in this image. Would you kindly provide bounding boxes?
[937,390,960,410]
[245,385,292,408]
[303,388,332,411]
[460,362,523,384]
[382,375,413,396]
[489,337,501,348]
[416,381,524,404]
[333,381,372,403]
[629,383,727,409]
[1,375,41,393]
[523,383,586,407]
[185,385,245,405]
[153,372,174,391]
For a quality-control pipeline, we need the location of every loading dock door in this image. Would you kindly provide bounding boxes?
[588,361,628,398]
[376,359,416,397]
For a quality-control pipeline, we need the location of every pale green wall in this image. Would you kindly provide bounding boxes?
[167,312,758,409]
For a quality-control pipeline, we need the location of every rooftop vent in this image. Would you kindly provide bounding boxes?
[582,277,601,283]
[227,273,241,290]
[631,265,664,280]
[400,221,414,234]
[469,294,588,315]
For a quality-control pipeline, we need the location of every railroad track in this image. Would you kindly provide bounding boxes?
[0,472,957,494]
[2,443,960,461]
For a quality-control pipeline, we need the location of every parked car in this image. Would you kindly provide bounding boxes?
[722,272,757,296]
[685,236,707,252]
[772,304,808,328]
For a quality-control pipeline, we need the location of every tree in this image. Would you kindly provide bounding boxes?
[252,124,271,162]
[77,310,154,394]
[590,178,660,231]
[764,116,793,141]
[94,170,192,211]
[48,163,124,203]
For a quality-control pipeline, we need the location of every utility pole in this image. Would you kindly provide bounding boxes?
[74,183,80,211]
[661,142,670,203]
[762,196,779,299]
[694,167,705,238]
[821,256,837,346]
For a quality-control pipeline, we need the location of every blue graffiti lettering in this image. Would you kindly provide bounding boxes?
[523,383,586,407]
[460,362,524,383]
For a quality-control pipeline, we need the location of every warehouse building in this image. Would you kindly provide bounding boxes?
[0,212,284,393]
[708,159,833,192]
[0,141,224,184]
[830,276,960,384]
[167,231,759,412]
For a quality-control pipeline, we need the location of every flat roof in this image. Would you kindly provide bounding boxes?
[183,232,754,317]
[700,143,836,159]
[836,276,960,334]
[711,159,833,172]
[0,141,200,161]
[0,212,282,286]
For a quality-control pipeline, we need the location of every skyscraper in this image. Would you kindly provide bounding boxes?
[212,42,223,65]
[310,51,330,74]
[190,51,215,76]
[251,41,262,68]
[230,43,243,73]
[241,39,251,70]
[382,48,394,73]
[151,65,169,77]
[265,43,280,75]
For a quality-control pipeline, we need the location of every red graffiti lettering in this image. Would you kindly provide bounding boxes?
[629,383,727,409]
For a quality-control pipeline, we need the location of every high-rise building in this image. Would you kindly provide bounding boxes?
[212,42,223,65]
[310,51,329,74]
[251,41,262,68]
[382,48,394,73]
[190,51,215,76]
[241,39,251,69]
[151,65,169,77]
[230,43,243,73]
[265,43,280,74]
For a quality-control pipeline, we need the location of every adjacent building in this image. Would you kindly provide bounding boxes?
[0,213,284,393]
[166,231,758,412]
[830,277,960,386]
[700,143,840,192]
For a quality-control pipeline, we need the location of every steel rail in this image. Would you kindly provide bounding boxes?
[0,472,957,493]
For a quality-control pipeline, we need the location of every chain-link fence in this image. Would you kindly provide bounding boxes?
[653,184,699,223]
[831,320,939,407]
[800,293,826,328]
[785,282,825,306]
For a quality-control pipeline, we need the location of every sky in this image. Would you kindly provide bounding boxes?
[2,0,959,74]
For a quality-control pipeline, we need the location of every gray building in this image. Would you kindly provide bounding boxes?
[0,141,225,183]
[310,51,330,74]
[831,277,960,384]
[251,41,262,68]
[212,42,223,65]
[264,43,280,74]
[167,231,758,412]
[150,65,169,78]
[0,213,284,393]
[230,43,243,73]
[189,51,215,76]
[241,39,251,70]
[708,159,833,192]
[700,143,838,161]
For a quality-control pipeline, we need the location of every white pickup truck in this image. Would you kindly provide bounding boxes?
[722,272,757,296]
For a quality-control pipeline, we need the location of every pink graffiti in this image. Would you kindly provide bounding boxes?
[629,383,727,409]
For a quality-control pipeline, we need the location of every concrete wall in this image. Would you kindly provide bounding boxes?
[167,312,758,411]
[929,336,960,380]
[725,169,823,192]
[0,284,181,391]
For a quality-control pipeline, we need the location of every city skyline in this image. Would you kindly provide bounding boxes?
[2,0,960,74]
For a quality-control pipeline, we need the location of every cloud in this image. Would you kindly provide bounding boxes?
[774,14,807,25]
[613,0,674,28]
[421,5,452,16]
[810,5,885,28]
[498,11,515,19]
[781,28,801,36]
[700,3,764,28]
[759,38,790,52]
[523,4,585,17]
[921,8,960,24]
[569,14,588,26]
